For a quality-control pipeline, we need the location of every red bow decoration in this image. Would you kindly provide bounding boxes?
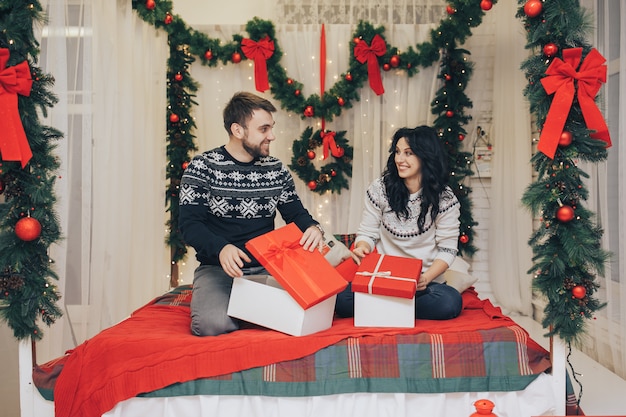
[321,130,343,159]
[0,48,33,168]
[538,47,611,159]
[241,36,275,93]
[354,34,387,95]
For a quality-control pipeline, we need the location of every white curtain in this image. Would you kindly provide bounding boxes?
[488,0,533,315]
[36,0,170,363]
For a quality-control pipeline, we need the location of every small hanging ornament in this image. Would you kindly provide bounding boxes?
[145,0,156,10]
[446,5,456,15]
[523,0,543,18]
[458,134,465,141]
[15,216,42,241]
[337,97,345,106]
[330,169,337,177]
[382,63,391,72]
[389,54,400,68]
[303,105,314,117]
[556,202,575,223]
[204,50,213,60]
[307,180,317,190]
[306,150,316,160]
[345,72,353,82]
[444,74,452,81]
[295,89,301,96]
[543,42,559,58]
[480,0,493,11]
[182,161,189,170]
[445,110,454,118]
[572,285,587,299]
[232,52,242,63]
[164,13,173,24]
[558,130,573,147]
[174,73,183,82]
[169,113,180,123]
[459,234,469,244]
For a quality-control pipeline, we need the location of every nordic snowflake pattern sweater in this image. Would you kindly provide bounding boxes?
[179,146,317,267]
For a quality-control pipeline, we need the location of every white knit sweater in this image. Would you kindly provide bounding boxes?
[354,177,460,273]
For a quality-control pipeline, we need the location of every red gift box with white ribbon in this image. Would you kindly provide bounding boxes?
[352,253,422,299]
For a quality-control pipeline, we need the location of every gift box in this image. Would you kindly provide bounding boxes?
[244,222,348,309]
[352,253,422,328]
[352,253,421,298]
[227,275,336,336]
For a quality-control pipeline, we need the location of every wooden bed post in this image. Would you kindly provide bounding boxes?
[170,247,179,288]
[550,334,567,415]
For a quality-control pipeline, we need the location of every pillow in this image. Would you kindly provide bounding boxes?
[319,232,353,267]
[442,256,478,293]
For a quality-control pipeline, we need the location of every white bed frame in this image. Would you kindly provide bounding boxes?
[18,338,566,417]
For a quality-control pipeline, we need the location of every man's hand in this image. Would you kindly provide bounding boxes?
[300,225,324,252]
[219,244,252,278]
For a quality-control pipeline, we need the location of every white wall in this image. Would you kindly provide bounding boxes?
[173,0,275,25]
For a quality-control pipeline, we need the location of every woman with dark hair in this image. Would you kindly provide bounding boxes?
[335,126,463,320]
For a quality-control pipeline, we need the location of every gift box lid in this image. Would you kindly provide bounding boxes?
[245,223,348,309]
[352,253,421,299]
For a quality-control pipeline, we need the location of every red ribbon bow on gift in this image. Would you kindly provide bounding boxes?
[538,47,612,159]
[354,34,387,96]
[0,48,33,168]
[321,130,342,159]
[241,36,275,93]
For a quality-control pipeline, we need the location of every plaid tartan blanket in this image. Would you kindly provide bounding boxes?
[37,285,551,417]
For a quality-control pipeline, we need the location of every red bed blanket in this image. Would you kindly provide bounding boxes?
[51,287,544,417]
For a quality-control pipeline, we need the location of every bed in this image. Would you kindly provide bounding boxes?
[19,277,567,417]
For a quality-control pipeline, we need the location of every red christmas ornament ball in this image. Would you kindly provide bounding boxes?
[295,89,301,96]
[383,63,391,72]
[15,217,42,241]
[459,234,469,244]
[337,97,345,106]
[232,52,242,63]
[480,0,493,11]
[182,161,189,170]
[174,73,183,82]
[204,50,213,60]
[390,54,400,68]
[164,13,173,24]
[306,150,316,160]
[345,73,353,82]
[524,0,543,18]
[445,110,454,118]
[572,285,587,299]
[330,169,337,177]
[556,205,575,222]
[558,131,573,147]
[444,74,452,81]
[458,134,465,141]
[303,105,314,117]
[145,0,156,10]
[169,113,180,123]
[307,180,317,190]
[446,5,456,15]
[543,42,559,58]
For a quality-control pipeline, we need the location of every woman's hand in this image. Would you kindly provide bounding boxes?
[351,242,371,265]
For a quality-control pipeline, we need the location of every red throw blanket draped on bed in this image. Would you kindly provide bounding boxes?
[54,289,516,417]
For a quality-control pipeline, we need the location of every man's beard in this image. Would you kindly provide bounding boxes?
[242,137,269,159]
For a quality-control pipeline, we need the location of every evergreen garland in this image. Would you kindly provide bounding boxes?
[0,0,63,340]
[130,0,496,264]
[517,0,610,344]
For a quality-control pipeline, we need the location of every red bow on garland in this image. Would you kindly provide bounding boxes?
[241,36,275,93]
[538,47,611,159]
[354,34,387,96]
[0,48,33,168]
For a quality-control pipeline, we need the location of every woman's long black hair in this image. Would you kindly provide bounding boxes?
[382,126,449,233]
